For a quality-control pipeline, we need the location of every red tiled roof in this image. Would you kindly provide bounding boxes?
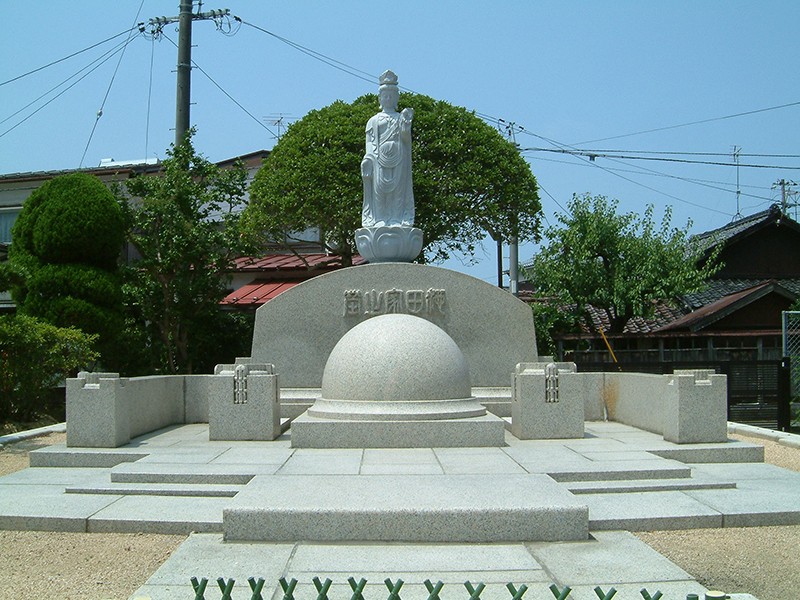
[232,254,366,271]
[223,280,299,306]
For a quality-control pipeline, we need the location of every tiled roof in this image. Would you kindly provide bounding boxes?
[232,254,366,271]
[682,278,800,309]
[585,302,688,335]
[223,280,299,306]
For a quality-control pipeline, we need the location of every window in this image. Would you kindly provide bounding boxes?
[0,208,21,244]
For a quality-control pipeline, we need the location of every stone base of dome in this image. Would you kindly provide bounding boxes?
[290,411,506,448]
[306,397,487,421]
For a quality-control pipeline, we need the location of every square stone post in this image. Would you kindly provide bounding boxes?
[663,369,728,444]
[209,363,281,441]
[511,362,584,439]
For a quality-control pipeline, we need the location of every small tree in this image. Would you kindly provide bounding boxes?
[119,131,250,374]
[0,314,97,421]
[8,172,125,361]
[527,194,721,334]
[242,93,541,264]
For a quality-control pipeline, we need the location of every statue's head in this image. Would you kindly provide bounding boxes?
[378,70,399,112]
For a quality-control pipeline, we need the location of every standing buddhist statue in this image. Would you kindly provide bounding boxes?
[355,70,423,263]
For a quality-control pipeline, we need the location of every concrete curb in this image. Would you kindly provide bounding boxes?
[728,421,800,449]
[0,422,66,447]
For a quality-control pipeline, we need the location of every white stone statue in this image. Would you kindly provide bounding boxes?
[355,70,423,263]
[361,70,414,227]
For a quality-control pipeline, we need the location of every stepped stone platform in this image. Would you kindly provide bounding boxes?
[3,421,796,599]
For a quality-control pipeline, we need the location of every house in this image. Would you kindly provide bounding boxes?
[0,151,271,311]
[541,205,800,364]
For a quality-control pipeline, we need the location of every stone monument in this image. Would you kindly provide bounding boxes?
[355,70,424,263]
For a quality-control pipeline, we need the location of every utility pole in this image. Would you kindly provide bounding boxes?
[774,179,798,217]
[146,3,230,146]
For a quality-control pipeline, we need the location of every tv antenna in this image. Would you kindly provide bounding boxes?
[264,113,294,140]
[732,145,742,221]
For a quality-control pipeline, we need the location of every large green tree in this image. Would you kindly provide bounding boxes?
[8,172,125,362]
[119,132,251,374]
[527,194,721,335]
[242,93,541,264]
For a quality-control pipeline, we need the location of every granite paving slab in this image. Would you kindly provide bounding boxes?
[29,445,147,468]
[685,486,800,527]
[0,466,111,487]
[0,484,121,532]
[129,531,717,600]
[132,533,295,586]
[87,495,227,534]
[225,474,589,542]
[689,462,800,481]
[566,478,737,494]
[65,482,243,497]
[434,448,528,474]
[109,462,281,484]
[525,531,694,584]
[276,449,365,474]
[207,446,294,464]
[582,490,724,530]
[544,460,692,482]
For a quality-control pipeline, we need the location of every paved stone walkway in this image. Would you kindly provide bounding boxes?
[2,421,794,599]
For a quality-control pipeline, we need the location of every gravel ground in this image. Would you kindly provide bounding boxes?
[0,432,185,600]
[0,430,798,600]
[634,433,800,600]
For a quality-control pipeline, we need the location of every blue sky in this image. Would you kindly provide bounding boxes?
[2,1,799,283]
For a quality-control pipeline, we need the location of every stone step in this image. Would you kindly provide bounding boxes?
[66,482,242,498]
[30,446,147,468]
[648,444,764,464]
[566,478,737,495]
[546,462,692,483]
[110,463,281,485]
[224,474,589,543]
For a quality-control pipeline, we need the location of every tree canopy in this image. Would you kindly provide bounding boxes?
[8,172,125,360]
[241,93,541,264]
[119,132,252,374]
[527,194,721,335]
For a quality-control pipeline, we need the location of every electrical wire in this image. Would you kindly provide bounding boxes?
[0,26,142,87]
[0,36,133,128]
[563,149,800,159]
[80,0,147,167]
[527,154,774,193]
[573,100,800,145]
[516,128,734,216]
[0,36,140,140]
[521,148,800,170]
[161,33,277,138]
[238,19,378,85]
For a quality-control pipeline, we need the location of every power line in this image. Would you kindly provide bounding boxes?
[239,19,378,85]
[0,36,133,128]
[521,148,800,170]
[573,100,800,145]
[161,33,277,138]
[555,149,800,159]
[0,26,142,87]
[528,154,772,190]
[80,0,147,167]
[0,36,140,140]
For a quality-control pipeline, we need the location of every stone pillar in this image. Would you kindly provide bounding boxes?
[511,362,584,439]
[663,369,727,444]
[66,372,129,448]
[208,363,281,441]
